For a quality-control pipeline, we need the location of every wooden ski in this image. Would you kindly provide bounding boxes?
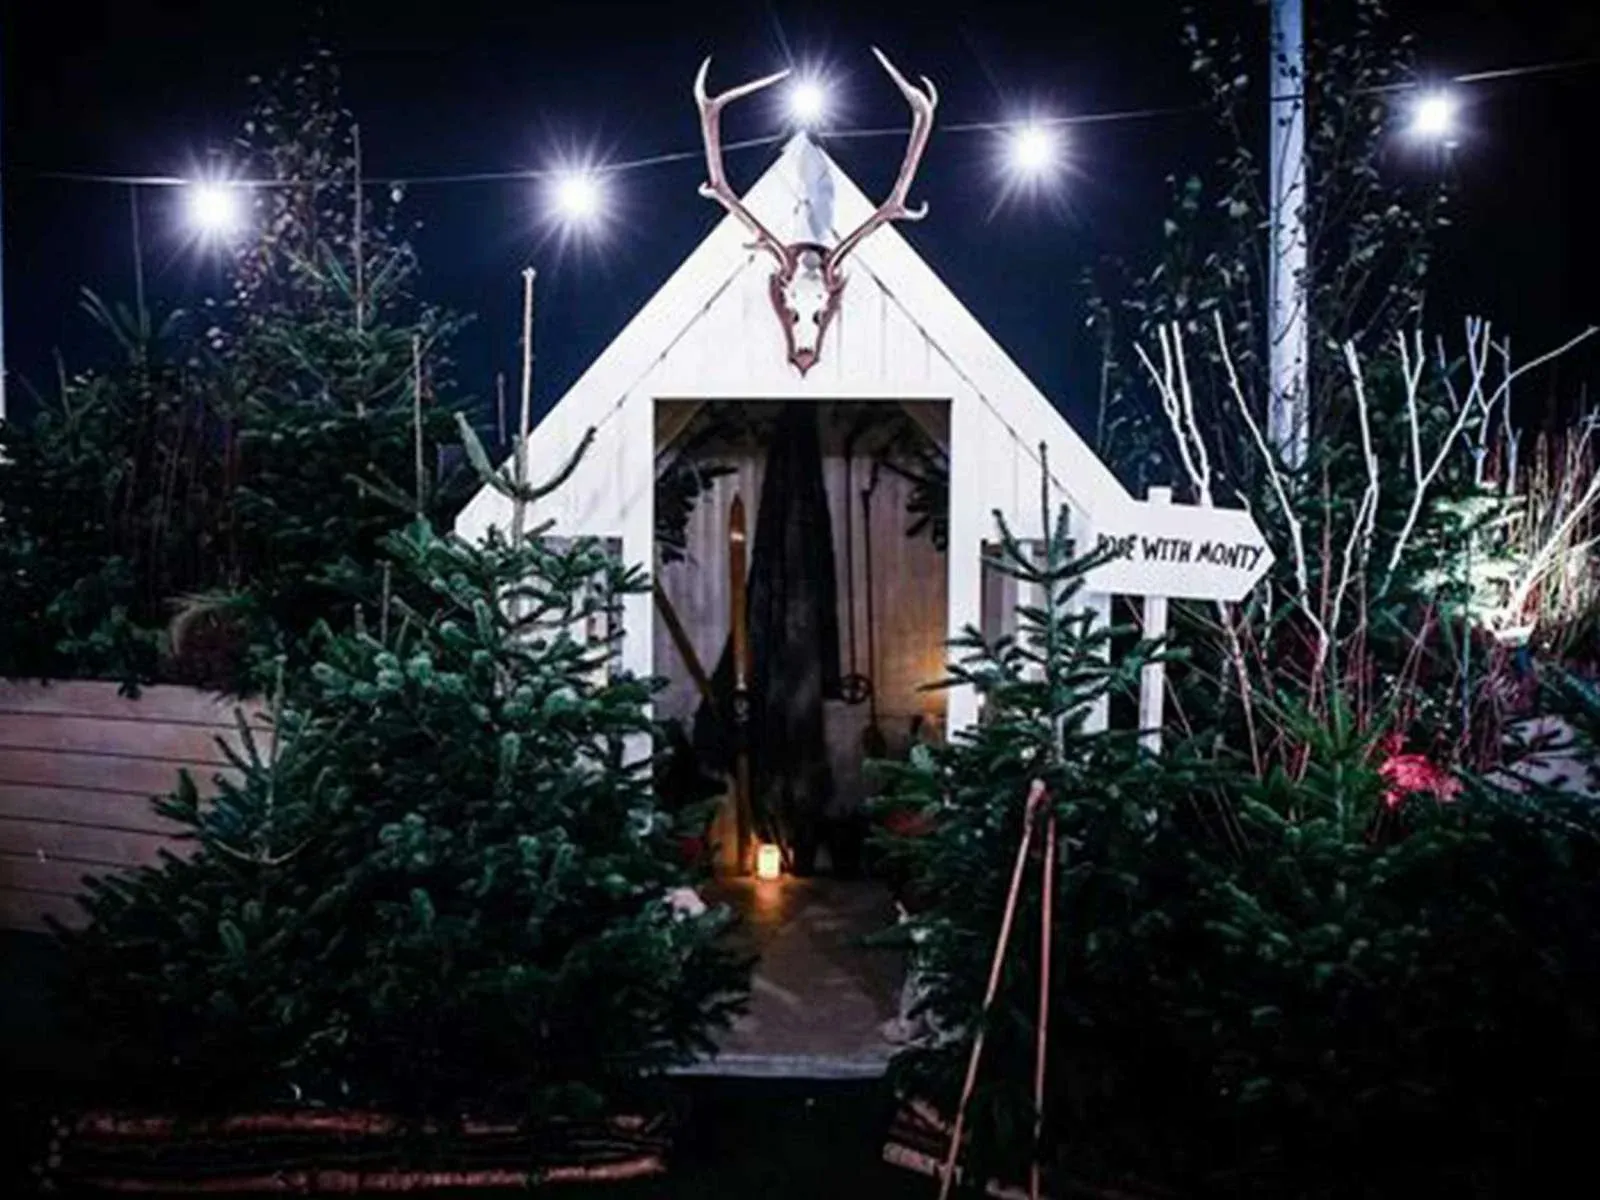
[729,494,755,873]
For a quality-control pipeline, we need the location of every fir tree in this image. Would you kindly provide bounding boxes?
[0,300,227,687]
[876,482,1198,1193]
[205,50,477,691]
[56,436,746,1117]
[882,494,1600,1196]
[0,51,476,693]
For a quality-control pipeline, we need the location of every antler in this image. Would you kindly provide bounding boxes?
[694,58,795,272]
[824,47,939,279]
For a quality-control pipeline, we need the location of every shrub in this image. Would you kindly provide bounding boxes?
[881,512,1600,1196]
[0,53,475,694]
[55,513,747,1117]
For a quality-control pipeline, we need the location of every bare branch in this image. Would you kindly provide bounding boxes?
[1381,324,1482,595]
[1211,309,1327,660]
[1135,325,1212,505]
[1485,323,1598,415]
[1329,341,1379,642]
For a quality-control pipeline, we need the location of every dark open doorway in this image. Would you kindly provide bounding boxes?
[652,399,948,1072]
[652,399,950,879]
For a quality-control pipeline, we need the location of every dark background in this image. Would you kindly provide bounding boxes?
[4,1,1598,433]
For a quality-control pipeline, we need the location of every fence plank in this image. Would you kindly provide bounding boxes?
[0,785,186,835]
[0,713,255,765]
[0,681,246,931]
[0,681,264,727]
[0,748,224,798]
[0,854,137,897]
[0,887,88,932]
[0,820,181,870]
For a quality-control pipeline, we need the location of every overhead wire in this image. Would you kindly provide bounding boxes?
[19,51,1600,193]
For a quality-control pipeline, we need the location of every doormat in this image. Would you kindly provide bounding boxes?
[40,1108,673,1193]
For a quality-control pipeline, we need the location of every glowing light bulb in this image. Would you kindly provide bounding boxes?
[186,182,241,237]
[550,170,605,226]
[756,843,782,881]
[1007,122,1062,177]
[788,77,829,127]
[1410,89,1459,141]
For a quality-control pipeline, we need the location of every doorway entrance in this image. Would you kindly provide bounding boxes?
[653,398,949,1072]
[651,399,950,876]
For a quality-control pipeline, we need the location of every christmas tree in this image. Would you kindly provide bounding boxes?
[56,431,747,1119]
[0,51,477,694]
[876,472,1199,1192]
[881,483,1600,1195]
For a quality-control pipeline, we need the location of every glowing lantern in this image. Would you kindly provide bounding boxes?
[755,843,783,881]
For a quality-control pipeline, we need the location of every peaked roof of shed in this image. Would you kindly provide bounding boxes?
[462,134,1135,533]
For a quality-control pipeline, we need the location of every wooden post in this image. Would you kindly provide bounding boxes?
[511,268,535,547]
[1079,503,1112,735]
[1268,0,1309,468]
[411,334,426,512]
[944,395,985,734]
[1030,538,1051,681]
[1138,486,1172,753]
[1083,590,1112,734]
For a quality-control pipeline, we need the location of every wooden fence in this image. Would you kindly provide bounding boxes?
[0,681,267,932]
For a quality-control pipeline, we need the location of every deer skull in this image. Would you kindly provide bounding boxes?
[765,243,831,375]
[694,50,938,376]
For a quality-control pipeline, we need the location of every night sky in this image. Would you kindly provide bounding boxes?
[4,1,1598,433]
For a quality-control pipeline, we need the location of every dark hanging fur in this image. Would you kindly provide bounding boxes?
[694,403,841,872]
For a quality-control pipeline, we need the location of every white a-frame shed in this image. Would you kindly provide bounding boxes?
[454,134,1268,736]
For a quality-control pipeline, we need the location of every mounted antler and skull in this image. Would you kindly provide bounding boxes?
[694,48,938,375]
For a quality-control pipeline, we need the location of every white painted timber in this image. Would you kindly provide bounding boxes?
[455,133,1273,733]
[1138,488,1173,753]
[1082,590,1112,734]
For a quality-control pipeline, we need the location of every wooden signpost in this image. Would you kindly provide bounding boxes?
[1088,487,1273,752]
[1086,493,1273,603]
[1136,490,1173,754]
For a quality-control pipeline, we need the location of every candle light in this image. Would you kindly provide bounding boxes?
[756,843,782,881]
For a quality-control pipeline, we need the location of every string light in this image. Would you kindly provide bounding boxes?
[184,181,243,238]
[23,52,1597,204]
[548,168,605,227]
[1408,88,1459,141]
[787,76,831,128]
[1005,122,1063,178]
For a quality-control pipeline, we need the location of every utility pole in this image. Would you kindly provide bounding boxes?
[1268,0,1308,468]
[1,37,7,421]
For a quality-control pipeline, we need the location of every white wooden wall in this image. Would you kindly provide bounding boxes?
[454,135,1132,738]
[454,281,1098,735]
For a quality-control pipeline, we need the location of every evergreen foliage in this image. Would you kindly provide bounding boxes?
[55,502,746,1117]
[882,509,1600,1196]
[1090,0,1445,496]
[0,308,211,685]
[879,7,1600,1191]
[876,505,1186,1192]
[0,51,474,693]
[1080,0,1577,776]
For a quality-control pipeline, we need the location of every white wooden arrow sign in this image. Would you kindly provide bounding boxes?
[1085,496,1274,602]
